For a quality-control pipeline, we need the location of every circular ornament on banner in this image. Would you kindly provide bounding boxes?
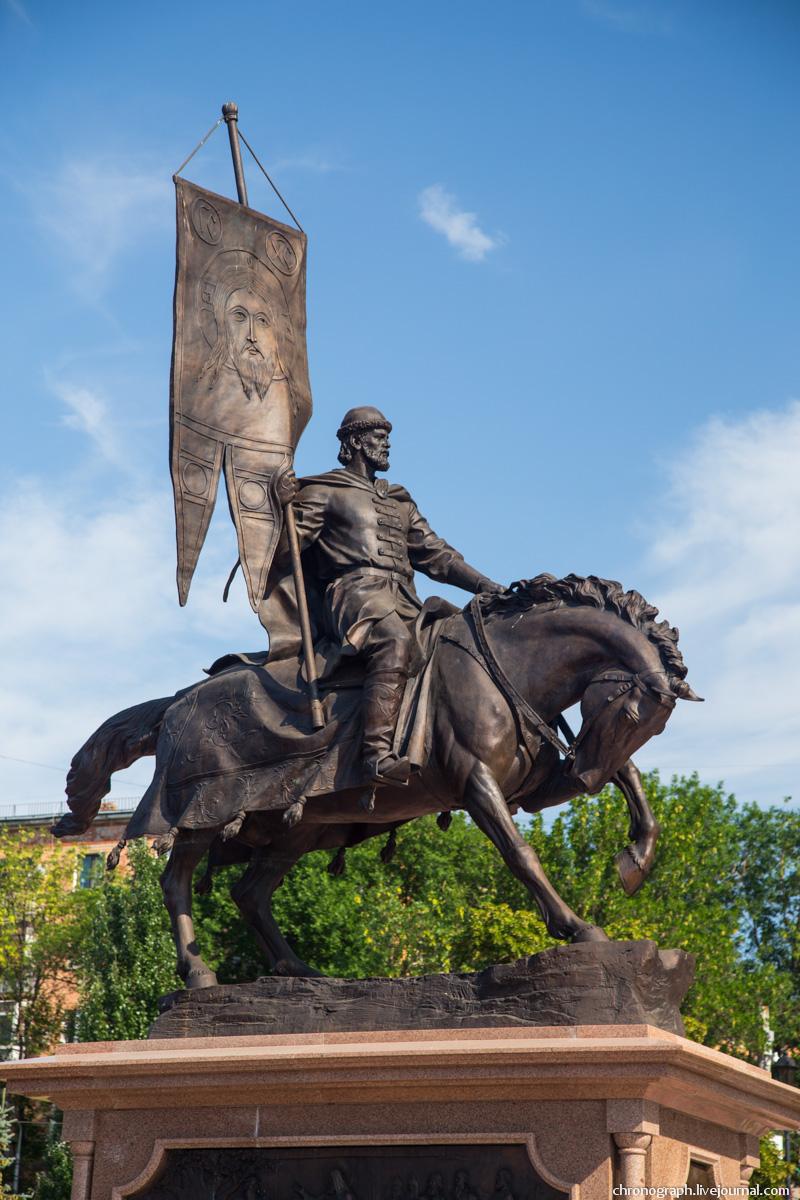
[265,230,298,275]
[239,480,268,511]
[191,197,223,245]
[181,461,210,497]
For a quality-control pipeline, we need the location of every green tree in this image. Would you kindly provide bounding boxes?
[0,828,80,1060]
[0,830,86,1195]
[750,1133,793,1191]
[735,801,800,1052]
[71,840,177,1041]
[533,773,784,1060]
[0,1092,23,1200]
[69,774,798,1073]
[189,811,551,982]
[30,1139,72,1200]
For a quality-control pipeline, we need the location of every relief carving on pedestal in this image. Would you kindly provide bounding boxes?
[134,1145,567,1200]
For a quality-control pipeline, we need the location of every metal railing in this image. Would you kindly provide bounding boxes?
[0,798,140,822]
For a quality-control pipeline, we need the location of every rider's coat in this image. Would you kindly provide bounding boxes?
[286,468,488,653]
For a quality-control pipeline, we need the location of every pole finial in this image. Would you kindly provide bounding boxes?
[222,101,248,206]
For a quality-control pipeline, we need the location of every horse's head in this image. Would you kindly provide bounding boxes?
[479,573,701,797]
[568,669,700,794]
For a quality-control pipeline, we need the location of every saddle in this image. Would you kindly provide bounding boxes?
[122,598,458,840]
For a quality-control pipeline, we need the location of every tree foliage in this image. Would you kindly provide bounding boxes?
[30,1139,72,1200]
[0,1095,23,1200]
[533,774,793,1058]
[0,828,79,1061]
[65,773,799,1063]
[735,801,800,1050]
[71,839,177,1042]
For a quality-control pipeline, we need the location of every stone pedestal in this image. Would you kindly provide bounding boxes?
[4,1025,800,1199]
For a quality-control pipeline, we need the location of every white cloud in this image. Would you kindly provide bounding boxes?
[27,159,169,295]
[634,401,800,804]
[50,379,121,464]
[418,184,501,263]
[0,477,256,810]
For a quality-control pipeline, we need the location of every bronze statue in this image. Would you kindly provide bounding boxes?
[51,106,702,991]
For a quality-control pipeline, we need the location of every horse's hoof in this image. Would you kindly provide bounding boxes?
[570,925,610,944]
[183,967,218,990]
[615,847,646,896]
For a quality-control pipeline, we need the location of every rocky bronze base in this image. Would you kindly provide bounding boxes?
[150,938,694,1039]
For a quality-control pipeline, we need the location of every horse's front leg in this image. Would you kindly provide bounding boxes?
[464,761,608,944]
[612,759,660,896]
[161,831,218,989]
[523,757,660,897]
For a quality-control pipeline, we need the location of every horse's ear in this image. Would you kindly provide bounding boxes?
[673,679,703,702]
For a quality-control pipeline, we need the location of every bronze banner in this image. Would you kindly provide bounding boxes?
[170,176,312,609]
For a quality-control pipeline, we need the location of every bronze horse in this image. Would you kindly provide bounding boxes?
[54,575,700,988]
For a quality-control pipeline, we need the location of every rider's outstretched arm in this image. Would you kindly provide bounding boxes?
[406,501,503,593]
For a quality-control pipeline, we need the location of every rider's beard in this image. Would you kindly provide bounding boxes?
[364,445,390,472]
[231,347,276,402]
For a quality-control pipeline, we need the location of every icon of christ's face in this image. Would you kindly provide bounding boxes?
[223,287,279,402]
[225,288,275,361]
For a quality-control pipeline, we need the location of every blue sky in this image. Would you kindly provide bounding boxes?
[1,0,798,813]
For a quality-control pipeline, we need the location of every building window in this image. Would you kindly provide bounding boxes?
[0,1002,17,1061]
[79,853,103,889]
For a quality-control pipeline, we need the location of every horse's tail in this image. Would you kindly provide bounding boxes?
[51,696,173,838]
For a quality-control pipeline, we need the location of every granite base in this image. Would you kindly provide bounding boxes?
[3,1025,800,1199]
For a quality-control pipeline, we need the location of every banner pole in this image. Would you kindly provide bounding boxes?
[221,101,325,730]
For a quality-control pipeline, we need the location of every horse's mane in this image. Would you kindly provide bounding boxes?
[485,573,688,682]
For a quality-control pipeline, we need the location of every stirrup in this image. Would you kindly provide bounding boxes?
[365,754,412,787]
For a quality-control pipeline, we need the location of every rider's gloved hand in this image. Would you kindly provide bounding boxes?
[477,578,505,595]
[276,468,299,507]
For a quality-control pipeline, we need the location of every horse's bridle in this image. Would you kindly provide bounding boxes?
[463,597,676,765]
[584,668,677,706]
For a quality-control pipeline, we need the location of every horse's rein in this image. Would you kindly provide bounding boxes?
[466,597,572,760]
[454,598,674,767]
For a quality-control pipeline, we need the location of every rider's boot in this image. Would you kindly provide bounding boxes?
[362,669,411,786]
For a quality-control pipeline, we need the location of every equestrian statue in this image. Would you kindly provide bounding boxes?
[51,160,701,991]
